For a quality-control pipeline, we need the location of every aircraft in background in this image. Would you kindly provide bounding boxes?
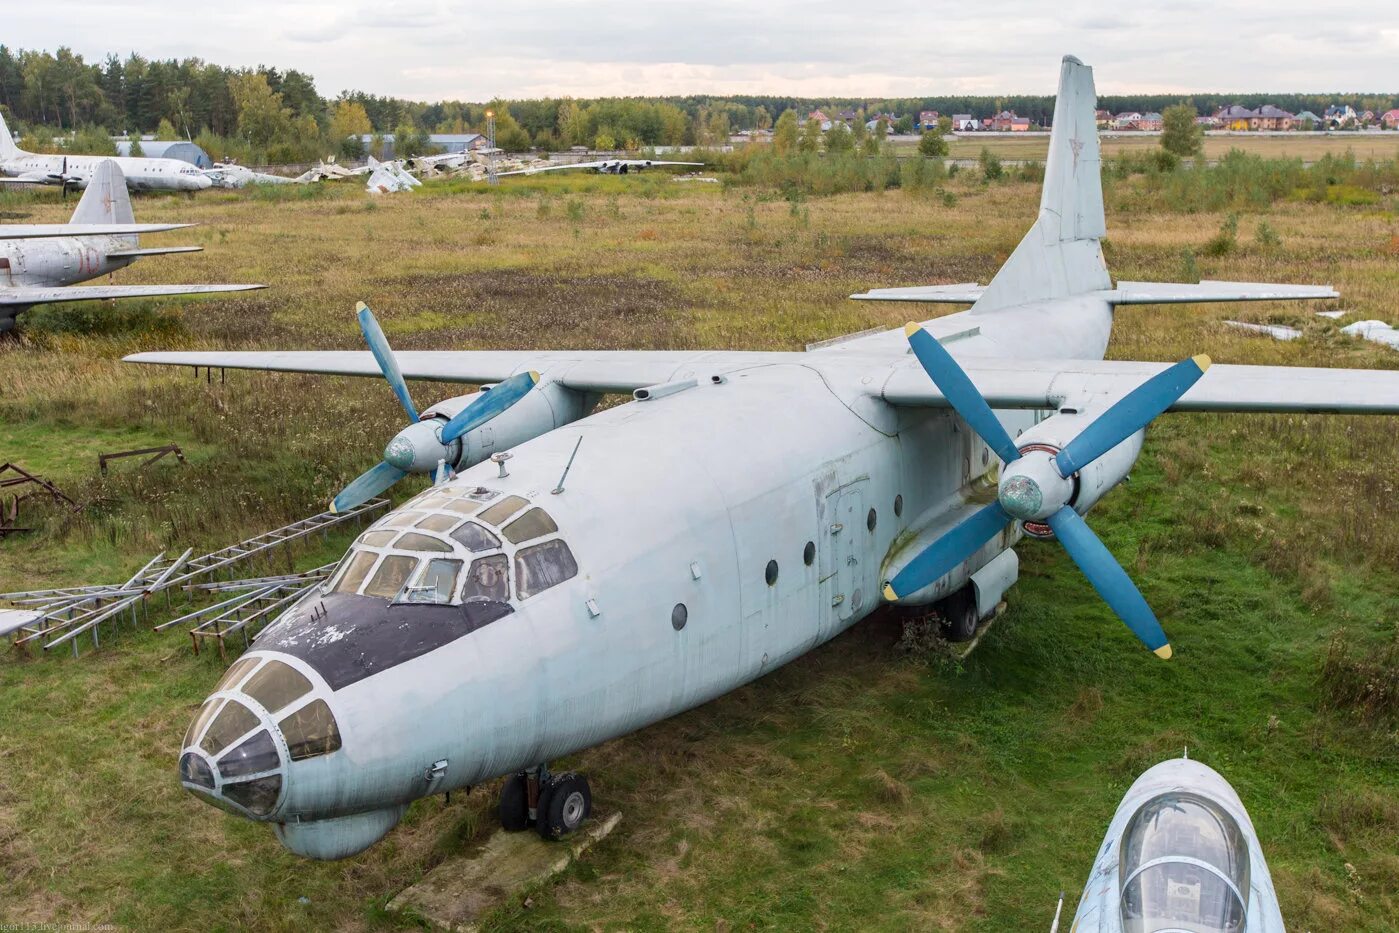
[0,113,210,193]
[364,156,423,194]
[126,56,1399,859]
[201,163,304,188]
[0,160,264,332]
[495,157,704,177]
[1069,756,1283,931]
[1224,316,1399,350]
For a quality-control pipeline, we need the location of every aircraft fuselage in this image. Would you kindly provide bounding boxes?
[0,235,138,288]
[1,154,211,191]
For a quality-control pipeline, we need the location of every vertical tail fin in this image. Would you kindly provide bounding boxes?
[0,109,20,161]
[971,55,1110,314]
[71,160,135,225]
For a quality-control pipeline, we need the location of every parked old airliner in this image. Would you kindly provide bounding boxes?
[0,112,211,192]
[127,57,1399,860]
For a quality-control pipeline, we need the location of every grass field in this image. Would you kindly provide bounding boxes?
[887,131,1399,162]
[1,163,1398,931]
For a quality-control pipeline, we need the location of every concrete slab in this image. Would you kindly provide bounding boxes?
[388,811,621,931]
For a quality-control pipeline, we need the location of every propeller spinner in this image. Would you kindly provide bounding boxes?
[330,302,539,513]
[883,322,1211,659]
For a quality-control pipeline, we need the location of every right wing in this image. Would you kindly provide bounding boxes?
[495,161,606,177]
[0,284,265,306]
[1108,281,1338,304]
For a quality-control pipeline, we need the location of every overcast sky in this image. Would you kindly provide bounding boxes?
[9,1,1399,101]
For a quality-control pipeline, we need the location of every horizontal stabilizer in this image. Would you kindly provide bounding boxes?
[850,283,984,303]
[105,246,204,258]
[0,224,193,239]
[0,283,265,306]
[1109,281,1338,304]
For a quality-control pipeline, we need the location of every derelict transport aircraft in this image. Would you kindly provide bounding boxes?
[1070,756,1282,931]
[125,57,1399,860]
[0,160,265,332]
[495,158,704,177]
[0,112,210,193]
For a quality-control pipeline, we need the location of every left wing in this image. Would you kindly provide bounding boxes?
[1,284,265,306]
[850,283,984,303]
[495,161,610,177]
[0,223,193,238]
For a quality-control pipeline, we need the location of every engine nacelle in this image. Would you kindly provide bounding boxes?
[1014,412,1143,537]
[421,380,593,471]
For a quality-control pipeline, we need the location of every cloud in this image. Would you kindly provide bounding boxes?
[5,0,1397,100]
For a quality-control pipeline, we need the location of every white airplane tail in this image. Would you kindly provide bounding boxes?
[0,110,21,160]
[71,160,135,225]
[971,55,1111,314]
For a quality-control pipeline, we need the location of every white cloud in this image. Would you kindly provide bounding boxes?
[6,0,1398,100]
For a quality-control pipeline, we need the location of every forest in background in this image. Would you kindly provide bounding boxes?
[3,45,1398,165]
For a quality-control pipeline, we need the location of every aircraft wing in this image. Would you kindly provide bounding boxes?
[0,284,266,306]
[1107,281,1339,304]
[880,356,1399,415]
[122,349,1399,415]
[0,223,194,238]
[850,283,984,303]
[0,173,53,185]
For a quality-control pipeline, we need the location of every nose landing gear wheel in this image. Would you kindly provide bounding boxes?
[498,773,529,832]
[536,772,591,840]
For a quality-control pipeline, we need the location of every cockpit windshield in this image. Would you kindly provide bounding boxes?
[1119,792,1250,933]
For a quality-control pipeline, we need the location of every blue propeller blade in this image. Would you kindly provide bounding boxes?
[439,371,540,444]
[1045,506,1171,658]
[357,301,418,422]
[905,323,1021,465]
[331,460,407,514]
[883,501,1011,601]
[1054,355,1210,477]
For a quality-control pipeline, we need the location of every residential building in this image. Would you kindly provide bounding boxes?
[1095,109,1113,128]
[1113,111,1143,130]
[1136,112,1163,132]
[1295,110,1322,128]
[918,110,940,129]
[1216,105,1256,131]
[1381,109,1399,129]
[990,110,1022,131]
[951,114,978,131]
[1255,105,1295,131]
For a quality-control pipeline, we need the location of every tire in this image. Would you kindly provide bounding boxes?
[938,586,979,642]
[498,773,529,832]
[536,773,591,840]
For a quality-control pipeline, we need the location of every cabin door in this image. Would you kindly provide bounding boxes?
[820,480,866,640]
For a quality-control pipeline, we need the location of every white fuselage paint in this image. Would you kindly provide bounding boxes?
[208,299,1115,839]
[0,235,137,288]
[1,154,211,191]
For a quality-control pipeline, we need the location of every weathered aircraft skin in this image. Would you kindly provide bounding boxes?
[1070,757,1284,932]
[131,57,1399,859]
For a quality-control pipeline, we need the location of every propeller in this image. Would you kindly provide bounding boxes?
[329,302,540,513]
[883,322,1211,659]
[48,157,78,200]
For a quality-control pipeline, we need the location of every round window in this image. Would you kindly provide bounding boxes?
[894,494,903,517]
[671,603,688,631]
[765,560,779,586]
[867,508,877,532]
[803,541,815,566]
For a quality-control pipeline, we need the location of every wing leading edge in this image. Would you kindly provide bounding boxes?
[1,284,266,307]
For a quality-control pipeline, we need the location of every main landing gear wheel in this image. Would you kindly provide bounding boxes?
[937,586,979,642]
[537,772,592,840]
[498,773,529,832]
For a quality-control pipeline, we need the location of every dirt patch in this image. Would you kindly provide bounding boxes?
[380,270,693,350]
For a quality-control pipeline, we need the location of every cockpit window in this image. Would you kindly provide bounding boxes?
[443,498,482,516]
[358,530,397,547]
[401,558,463,604]
[222,774,282,816]
[515,539,578,600]
[451,521,500,552]
[416,513,460,533]
[413,492,455,510]
[478,495,528,526]
[279,699,342,761]
[364,555,417,599]
[217,729,279,779]
[199,699,258,755]
[397,532,452,553]
[328,550,376,595]
[385,510,426,528]
[214,655,261,693]
[503,508,558,544]
[1119,792,1250,933]
[184,698,222,748]
[462,554,510,602]
[241,659,311,714]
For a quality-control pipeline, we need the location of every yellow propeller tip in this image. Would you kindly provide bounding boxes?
[1192,354,1212,372]
[1153,644,1173,660]
[882,583,899,602]
[528,370,541,383]
[355,300,368,313]
[903,322,922,337]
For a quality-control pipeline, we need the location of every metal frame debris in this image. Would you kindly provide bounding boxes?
[98,443,186,476]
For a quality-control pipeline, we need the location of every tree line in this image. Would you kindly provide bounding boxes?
[2,46,1396,166]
